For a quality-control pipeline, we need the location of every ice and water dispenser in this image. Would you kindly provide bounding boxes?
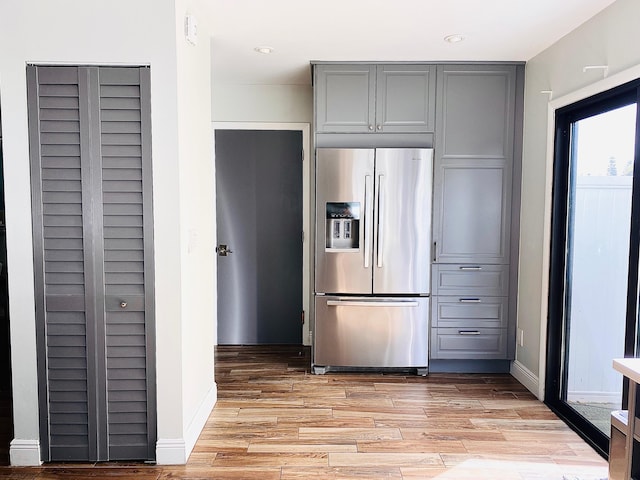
[325,202,360,251]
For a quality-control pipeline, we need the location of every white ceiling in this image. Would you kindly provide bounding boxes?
[208,0,617,86]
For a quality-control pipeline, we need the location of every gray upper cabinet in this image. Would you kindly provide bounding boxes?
[314,64,435,133]
[375,65,436,133]
[432,64,517,265]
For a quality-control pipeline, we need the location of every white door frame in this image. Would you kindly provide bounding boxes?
[212,122,311,346]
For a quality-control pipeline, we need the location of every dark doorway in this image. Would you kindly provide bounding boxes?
[215,129,303,345]
[0,108,12,465]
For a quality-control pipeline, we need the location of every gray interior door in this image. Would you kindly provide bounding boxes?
[216,129,303,345]
[28,65,155,462]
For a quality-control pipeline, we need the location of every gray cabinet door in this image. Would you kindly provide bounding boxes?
[434,161,511,264]
[433,65,516,264]
[435,64,516,160]
[375,65,435,133]
[28,65,155,462]
[315,65,375,133]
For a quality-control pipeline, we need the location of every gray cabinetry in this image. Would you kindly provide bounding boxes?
[314,64,435,133]
[431,64,521,367]
[311,61,523,372]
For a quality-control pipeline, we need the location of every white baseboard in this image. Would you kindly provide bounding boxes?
[156,382,217,465]
[9,439,41,466]
[185,382,217,455]
[156,438,187,465]
[567,390,621,404]
[511,360,540,399]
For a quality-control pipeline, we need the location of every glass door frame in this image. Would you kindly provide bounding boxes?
[546,79,640,457]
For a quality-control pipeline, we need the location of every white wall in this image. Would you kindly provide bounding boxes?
[174,0,217,458]
[212,84,312,123]
[0,0,215,465]
[516,0,640,396]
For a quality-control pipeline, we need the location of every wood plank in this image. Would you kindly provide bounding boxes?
[281,466,403,479]
[159,466,281,480]
[357,439,466,454]
[299,427,402,442]
[212,452,328,467]
[328,452,443,467]
[248,442,357,453]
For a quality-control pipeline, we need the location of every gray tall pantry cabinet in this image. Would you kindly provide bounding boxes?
[27,65,156,462]
[431,64,521,370]
[312,62,523,372]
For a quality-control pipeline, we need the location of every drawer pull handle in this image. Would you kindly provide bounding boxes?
[459,266,482,271]
[120,301,128,309]
[458,330,480,335]
[459,298,481,303]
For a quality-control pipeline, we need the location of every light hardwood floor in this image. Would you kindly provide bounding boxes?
[0,345,608,479]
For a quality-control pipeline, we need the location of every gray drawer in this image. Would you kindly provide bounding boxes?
[431,327,507,359]
[432,296,507,329]
[432,264,509,296]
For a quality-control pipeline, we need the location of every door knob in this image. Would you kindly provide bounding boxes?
[216,244,233,256]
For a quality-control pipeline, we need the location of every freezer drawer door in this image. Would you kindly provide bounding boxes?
[314,296,429,368]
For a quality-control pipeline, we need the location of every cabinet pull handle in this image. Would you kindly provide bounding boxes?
[458,330,480,335]
[459,298,481,303]
[120,301,128,309]
[459,266,482,271]
[368,125,374,131]
[377,125,382,131]
[432,241,437,262]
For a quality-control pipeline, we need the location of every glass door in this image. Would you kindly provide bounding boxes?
[547,81,640,456]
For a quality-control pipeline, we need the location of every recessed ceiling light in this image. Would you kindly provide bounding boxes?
[444,34,465,44]
[254,46,274,54]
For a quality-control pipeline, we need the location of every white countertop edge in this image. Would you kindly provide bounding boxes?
[613,358,640,383]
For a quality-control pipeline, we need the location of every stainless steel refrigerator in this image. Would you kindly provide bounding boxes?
[313,148,432,373]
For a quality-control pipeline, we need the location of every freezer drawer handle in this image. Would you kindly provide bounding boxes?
[458,330,481,335]
[459,266,482,271]
[459,298,481,303]
[327,300,419,308]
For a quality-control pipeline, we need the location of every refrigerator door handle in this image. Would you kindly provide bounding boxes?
[364,175,373,269]
[327,299,420,308]
[376,174,385,268]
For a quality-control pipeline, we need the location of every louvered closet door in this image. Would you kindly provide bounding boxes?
[27,65,155,462]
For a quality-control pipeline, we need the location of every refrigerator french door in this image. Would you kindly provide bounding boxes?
[313,148,432,372]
